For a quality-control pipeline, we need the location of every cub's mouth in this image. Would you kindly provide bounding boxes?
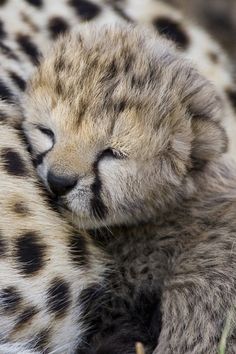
[48,189,109,230]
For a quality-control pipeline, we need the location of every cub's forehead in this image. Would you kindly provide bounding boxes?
[26,25,182,132]
[29,25,175,101]
[26,25,199,136]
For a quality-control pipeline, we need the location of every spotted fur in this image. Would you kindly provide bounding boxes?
[24,23,236,354]
[0,122,105,353]
[0,0,236,353]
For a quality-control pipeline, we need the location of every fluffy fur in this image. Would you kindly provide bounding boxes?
[24,25,236,354]
[82,158,236,354]
[24,25,228,229]
[0,0,235,353]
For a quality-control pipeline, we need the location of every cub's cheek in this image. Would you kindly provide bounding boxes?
[100,162,139,201]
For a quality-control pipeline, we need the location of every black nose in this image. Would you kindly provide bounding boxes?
[47,171,77,196]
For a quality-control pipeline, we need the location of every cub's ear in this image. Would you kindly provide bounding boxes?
[181,68,228,166]
[191,119,227,164]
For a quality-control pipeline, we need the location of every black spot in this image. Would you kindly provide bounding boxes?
[54,54,65,73]
[114,100,127,113]
[130,75,145,89]
[15,306,38,330]
[33,151,47,167]
[226,87,236,112]
[208,51,219,64]
[0,287,22,312]
[0,80,15,103]
[47,278,71,318]
[31,329,50,351]
[55,78,64,96]
[1,148,29,177]
[124,54,134,74]
[13,201,30,216]
[14,232,46,275]
[48,17,69,39]
[37,184,62,216]
[69,0,101,21]
[0,41,19,60]
[24,0,43,7]
[16,34,41,65]
[55,76,66,98]
[69,232,89,267]
[153,17,189,49]
[0,0,7,5]
[104,60,117,81]
[16,129,32,152]
[0,20,6,39]
[76,99,88,121]
[9,71,26,91]
[190,156,208,171]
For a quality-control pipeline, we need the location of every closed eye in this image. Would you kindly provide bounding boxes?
[37,126,54,140]
[100,148,127,160]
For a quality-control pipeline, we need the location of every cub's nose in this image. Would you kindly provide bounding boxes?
[47,171,77,196]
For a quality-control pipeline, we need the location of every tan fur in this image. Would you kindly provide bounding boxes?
[24,25,228,229]
[0,0,235,353]
[23,24,236,354]
[136,343,146,354]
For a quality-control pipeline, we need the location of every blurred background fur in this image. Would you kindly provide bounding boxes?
[165,0,236,67]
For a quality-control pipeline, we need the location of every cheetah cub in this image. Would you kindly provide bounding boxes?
[24,24,227,230]
[23,25,236,354]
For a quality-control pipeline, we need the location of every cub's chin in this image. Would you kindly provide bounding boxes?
[60,201,139,230]
[54,199,105,229]
[61,209,117,230]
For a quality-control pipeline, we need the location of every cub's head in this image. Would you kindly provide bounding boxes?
[23,25,227,229]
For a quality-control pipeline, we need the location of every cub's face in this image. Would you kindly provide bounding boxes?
[23,25,227,229]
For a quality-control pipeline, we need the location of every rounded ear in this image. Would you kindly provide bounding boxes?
[180,67,228,167]
[191,119,227,163]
